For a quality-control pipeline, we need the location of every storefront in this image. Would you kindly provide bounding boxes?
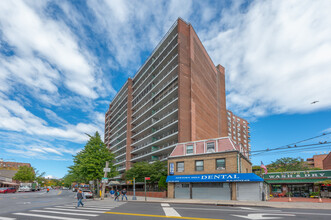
[264,170,331,198]
[167,173,265,201]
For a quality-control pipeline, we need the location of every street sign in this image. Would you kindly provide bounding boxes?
[89,181,94,184]
[101,178,108,183]
[103,168,111,172]
[145,177,150,180]
[169,163,174,175]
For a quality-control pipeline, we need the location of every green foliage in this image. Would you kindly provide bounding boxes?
[125,161,167,183]
[267,157,318,172]
[158,176,167,190]
[13,166,36,182]
[68,132,118,183]
[310,191,320,197]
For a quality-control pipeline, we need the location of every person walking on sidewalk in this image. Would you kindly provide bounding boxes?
[76,189,84,208]
[121,188,128,201]
[114,189,120,202]
[109,188,115,198]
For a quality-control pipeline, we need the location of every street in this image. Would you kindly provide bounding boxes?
[1,191,331,220]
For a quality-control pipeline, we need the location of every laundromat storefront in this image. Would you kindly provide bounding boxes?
[264,170,331,198]
[166,173,265,201]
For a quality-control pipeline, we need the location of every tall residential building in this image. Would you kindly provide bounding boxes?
[105,18,228,177]
[226,110,250,157]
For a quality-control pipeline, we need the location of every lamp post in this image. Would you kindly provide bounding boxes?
[132,177,137,200]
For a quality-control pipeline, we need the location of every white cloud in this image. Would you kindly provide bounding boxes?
[0,0,99,99]
[203,0,331,117]
[0,97,102,143]
[87,0,193,72]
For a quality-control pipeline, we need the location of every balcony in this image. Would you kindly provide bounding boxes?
[132,83,178,126]
[131,129,178,154]
[132,108,178,140]
[132,119,178,148]
[132,42,178,105]
[133,32,178,92]
[131,143,176,162]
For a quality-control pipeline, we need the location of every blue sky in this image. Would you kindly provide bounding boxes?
[0,0,330,178]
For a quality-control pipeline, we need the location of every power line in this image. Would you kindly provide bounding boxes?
[251,144,331,156]
[247,132,331,155]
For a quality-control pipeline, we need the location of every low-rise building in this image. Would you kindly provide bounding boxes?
[166,137,265,201]
[323,152,331,170]
[264,170,331,198]
[0,160,31,170]
[306,154,328,169]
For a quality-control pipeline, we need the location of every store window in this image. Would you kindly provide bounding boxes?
[176,162,184,172]
[206,142,215,152]
[216,159,225,170]
[195,160,204,171]
[186,145,193,155]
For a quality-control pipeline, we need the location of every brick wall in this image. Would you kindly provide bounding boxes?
[168,151,251,175]
[177,19,227,143]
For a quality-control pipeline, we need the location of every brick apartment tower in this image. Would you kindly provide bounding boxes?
[105,18,228,178]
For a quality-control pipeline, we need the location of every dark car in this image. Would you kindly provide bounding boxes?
[0,187,16,193]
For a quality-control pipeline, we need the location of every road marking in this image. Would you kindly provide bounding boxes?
[161,203,170,207]
[57,190,62,195]
[163,207,181,217]
[232,213,296,219]
[61,205,116,209]
[104,212,223,220]
[239,207,259,210]
[55,206,110,211]
[44,208,105,213]
[30,210,99,216]
[0,217,16,220]
[13,213,88,220]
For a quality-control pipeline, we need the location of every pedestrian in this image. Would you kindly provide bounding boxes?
[76,189,84,208]
[114,189,120,202]
[109,188,115,198]
[121,188,128,201]
[47,188,49,193]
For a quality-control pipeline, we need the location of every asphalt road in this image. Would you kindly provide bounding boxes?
[1,192,331,220]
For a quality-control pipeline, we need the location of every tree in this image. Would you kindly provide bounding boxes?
[68,132,118,183]
[13,166,35,182]
[125,161,167,185]
[267,157,321,172]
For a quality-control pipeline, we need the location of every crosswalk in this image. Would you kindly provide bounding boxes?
[0,202,124,220]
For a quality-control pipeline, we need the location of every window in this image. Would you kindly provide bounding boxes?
[216,159,226,170]
[186,145,193,154]
[195,160,204,171]
[176,162,184,172]
[206,142,215,152]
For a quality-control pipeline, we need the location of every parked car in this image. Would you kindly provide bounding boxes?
[82,189,93,199]
[18,186,32,192]
[0,187,16,193]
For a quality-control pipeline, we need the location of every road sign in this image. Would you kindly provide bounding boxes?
[101,178,108,183]
[103,168,111,172]
[145,177,150,180]
[89,180,94,184]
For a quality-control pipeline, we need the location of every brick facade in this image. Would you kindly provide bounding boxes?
[0,162,31,169]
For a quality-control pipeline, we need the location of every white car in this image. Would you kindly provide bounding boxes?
[82,190,93,199]
[18,186,31,192]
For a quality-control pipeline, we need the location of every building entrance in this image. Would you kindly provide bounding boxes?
[288,184,313,197]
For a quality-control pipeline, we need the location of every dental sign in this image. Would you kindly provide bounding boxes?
[166,173,263,183]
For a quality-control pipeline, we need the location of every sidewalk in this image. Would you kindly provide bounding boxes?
[99,195,331,210]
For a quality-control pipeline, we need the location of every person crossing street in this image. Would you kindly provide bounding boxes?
[76,189,85,208]
[121,188,128,201]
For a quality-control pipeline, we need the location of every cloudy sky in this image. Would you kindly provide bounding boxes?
[0,0,330,178]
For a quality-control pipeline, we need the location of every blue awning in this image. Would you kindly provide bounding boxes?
[166,173,264,183]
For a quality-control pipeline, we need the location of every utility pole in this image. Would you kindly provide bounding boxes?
[101,161,109,200]
[132,178,137,200]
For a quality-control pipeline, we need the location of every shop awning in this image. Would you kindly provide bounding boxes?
[265,179,328,184]
[0,181,19,186]
[166,173,264,183]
